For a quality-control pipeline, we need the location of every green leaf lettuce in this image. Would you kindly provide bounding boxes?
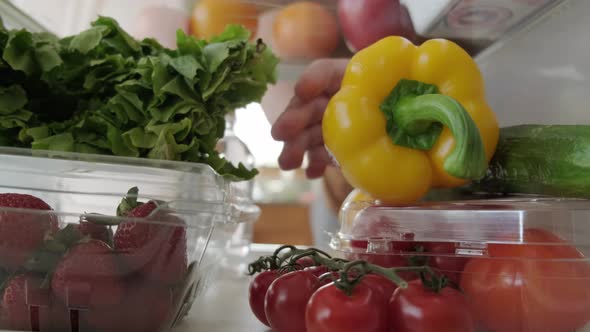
[0,17,278,181]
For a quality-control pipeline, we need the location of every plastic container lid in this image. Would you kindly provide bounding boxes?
[332,197,590,332]
[0,147,260,225]
[332,196,590,257]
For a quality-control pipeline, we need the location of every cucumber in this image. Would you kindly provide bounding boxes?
[467,125,590,198]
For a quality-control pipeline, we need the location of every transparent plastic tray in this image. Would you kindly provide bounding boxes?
[0,147,260,332]
[331,197,590,332]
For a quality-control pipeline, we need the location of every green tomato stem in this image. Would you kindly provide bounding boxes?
[272,244,298,258]
[247,246,453,297]
[287,250,421,290]
[418,269,449,294]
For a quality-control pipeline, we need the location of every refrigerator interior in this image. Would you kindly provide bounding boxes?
[2,0,588,150]
[1,1,590,331]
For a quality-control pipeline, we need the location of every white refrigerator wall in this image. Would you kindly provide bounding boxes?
[477,0,590,126]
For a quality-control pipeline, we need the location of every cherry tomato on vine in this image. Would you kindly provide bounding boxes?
[460,228,590,332]
[304,265,329,277]
[361,273,398,304]
[346,251,420,282]
[265,270,320,332]
[305,281,388,332]
[248,270,279,327]
[296,257,317,268]
[346,251,405,268]
[421,242,468,285]
[389,279,476,332]
[315,270,342,287]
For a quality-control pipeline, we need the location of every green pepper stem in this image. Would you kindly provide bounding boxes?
[394,94,487,180]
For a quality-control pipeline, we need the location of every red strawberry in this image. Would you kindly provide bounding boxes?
[0,194,58,270]
[1,273,34,330]
[0,273,70,330]
[46,299,72,331]
[114,201,188,285]
[82,279,175,332]
[76,220,112,245]
[127,201,158,218]
[51,239,124,308]
[143,224,188,285]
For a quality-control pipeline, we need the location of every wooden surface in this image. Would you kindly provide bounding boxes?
[253,203,313,246]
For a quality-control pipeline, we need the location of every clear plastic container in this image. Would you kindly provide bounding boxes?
[215,113,257,274]
[331,197,590,332]
[0,147,260,332]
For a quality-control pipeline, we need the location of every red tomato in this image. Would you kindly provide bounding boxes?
[248,270,279,327]
[305,282,388,332]
[296,257,317,268]
[347,216,420,280]
[265,270,320,332]
[422,242,468,285]
[316,271,341,287]
[346,251,404,267]
[460,228,590,332]
[389,279,476,332]
[361,273,398,304]
[304,265,329,277]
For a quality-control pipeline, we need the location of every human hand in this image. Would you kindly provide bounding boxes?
[271,59,349,179]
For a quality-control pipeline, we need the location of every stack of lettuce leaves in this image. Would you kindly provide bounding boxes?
[0,16,278,181]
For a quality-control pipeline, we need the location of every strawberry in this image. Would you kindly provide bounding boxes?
[114,201,188,285]
[0,193,58,270]
[126,200,158,218]
[1,273,32,330]
[82,279,175,332]
[46,299,72,331]
[0,273,70,330]
[142,223,188,285]
[51,239,124,308]
[76,220,113,245]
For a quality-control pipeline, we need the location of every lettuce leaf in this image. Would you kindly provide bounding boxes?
[0,17,278,181]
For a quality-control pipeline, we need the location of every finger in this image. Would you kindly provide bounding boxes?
[305,146,331,179]
[277,125,324,170]
[271,96,329,142]
[294,58,349,101]
[277,142,304,171]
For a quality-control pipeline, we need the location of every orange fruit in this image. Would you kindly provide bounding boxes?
[190,0,259,40]
[272,2,340,59]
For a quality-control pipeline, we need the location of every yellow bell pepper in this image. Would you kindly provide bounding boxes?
[322,36,499,205]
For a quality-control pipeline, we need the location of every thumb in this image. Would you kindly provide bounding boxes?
[294,58,349,101]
